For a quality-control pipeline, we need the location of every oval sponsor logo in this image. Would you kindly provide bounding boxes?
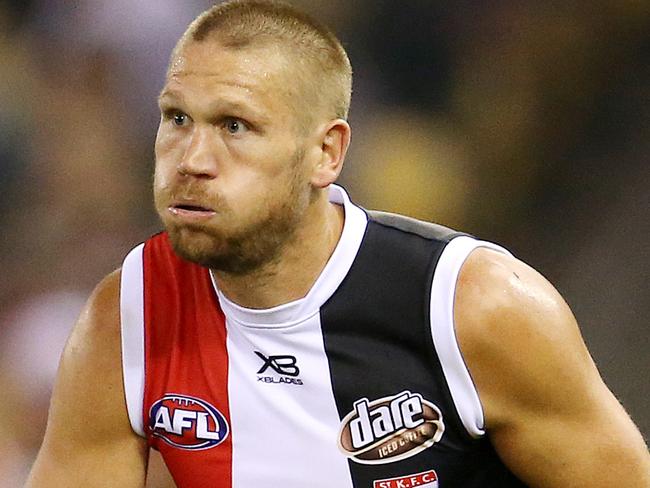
[149,394,229,450]
[338,390,444,464]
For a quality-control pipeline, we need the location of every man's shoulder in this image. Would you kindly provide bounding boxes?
[453,247,579,389]
[72,269,123,359]
[44,268,126,440]
[92,269,122,316]
[456,248,562,324]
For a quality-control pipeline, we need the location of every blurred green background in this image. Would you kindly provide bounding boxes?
[1,1,648,485]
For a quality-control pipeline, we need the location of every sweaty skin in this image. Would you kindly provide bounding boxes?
[25,271,149,487]
[456,249,650,487]
[26,37,649,488]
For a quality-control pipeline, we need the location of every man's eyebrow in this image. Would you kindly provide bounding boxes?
[157,91,271,124]
[157,89,183,105]
[211,99,272,125]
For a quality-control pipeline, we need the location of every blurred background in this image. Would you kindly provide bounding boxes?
[0,0,648,485]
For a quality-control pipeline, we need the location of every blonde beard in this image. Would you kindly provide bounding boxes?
[162,149,310,275]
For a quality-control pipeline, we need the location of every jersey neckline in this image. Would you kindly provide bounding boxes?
[210,184,368,328]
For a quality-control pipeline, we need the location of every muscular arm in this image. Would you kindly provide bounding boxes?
[455,248,649,487]
[25,271,148,488]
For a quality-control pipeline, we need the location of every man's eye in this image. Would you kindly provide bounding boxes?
[173,113,188,126]
[224,118,248,134]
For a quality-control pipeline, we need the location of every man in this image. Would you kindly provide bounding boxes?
[26,1,649,487]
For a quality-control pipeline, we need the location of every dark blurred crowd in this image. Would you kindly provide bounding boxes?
[1,1,648,486]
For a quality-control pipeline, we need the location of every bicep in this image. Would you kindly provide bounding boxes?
[27,434,147,488]
[26,271,148,488]
[455,249,650,487]
[483,330,647,487]
[488,388,647,487]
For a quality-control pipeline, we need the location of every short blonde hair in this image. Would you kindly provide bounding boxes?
[175,0,352,126]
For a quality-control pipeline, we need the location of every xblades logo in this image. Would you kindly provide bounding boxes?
[255,351,303,386]
[255,351,300,377]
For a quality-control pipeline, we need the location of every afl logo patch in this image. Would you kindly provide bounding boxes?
[149,394,229,450]
[338,390,444,464]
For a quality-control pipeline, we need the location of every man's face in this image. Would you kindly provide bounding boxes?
[154,40,313,274]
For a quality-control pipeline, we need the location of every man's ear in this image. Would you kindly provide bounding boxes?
[310,119,351,188]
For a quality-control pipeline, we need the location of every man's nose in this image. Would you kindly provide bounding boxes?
[177,126,219,178]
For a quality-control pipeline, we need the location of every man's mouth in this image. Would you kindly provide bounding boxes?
[168,202,216,220]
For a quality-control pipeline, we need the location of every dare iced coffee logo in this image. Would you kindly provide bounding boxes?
[338,391,444,464]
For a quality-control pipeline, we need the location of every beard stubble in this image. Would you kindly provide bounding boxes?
[162,148,310,275]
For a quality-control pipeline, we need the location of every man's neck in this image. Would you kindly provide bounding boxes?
[211,196,345,310]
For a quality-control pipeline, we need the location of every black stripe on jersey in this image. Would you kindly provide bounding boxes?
[320,213,527,487]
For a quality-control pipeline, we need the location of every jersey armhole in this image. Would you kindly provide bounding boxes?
[429,235,511,438]
[120,243,146,437]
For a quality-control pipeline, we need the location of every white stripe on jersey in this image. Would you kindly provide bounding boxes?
[225,314,354,487]
[120,243,146,437]
[429,236,511,438]
[210,184,367,487]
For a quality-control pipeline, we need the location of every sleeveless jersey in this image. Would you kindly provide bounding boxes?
[120,185,526,488]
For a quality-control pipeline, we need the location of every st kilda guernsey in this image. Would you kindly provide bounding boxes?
[120,185,527,487]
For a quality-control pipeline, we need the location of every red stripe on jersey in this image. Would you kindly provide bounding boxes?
[143,233,232,488]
